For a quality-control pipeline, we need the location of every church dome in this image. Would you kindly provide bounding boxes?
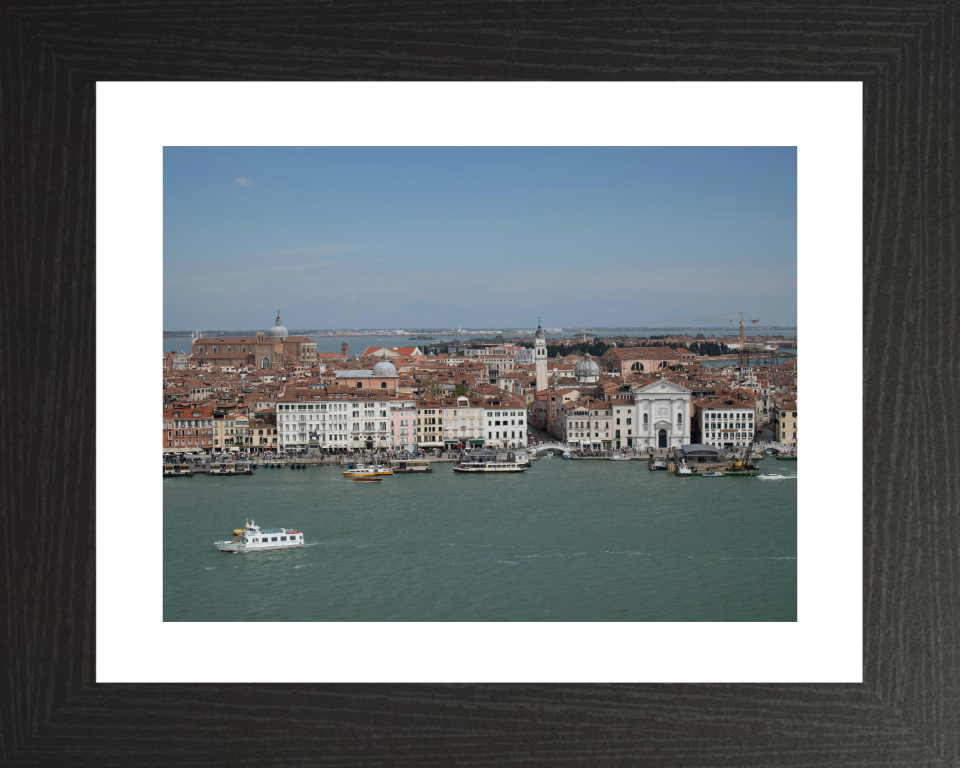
[575,358,600,377]
[372,360,398,376]
[268,311,288,338]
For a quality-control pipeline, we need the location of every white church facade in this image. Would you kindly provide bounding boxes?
[633,378,692,450]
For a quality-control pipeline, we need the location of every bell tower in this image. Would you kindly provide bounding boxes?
[534,318,547,391]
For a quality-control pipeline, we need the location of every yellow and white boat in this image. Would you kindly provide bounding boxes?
[342,463,394,478]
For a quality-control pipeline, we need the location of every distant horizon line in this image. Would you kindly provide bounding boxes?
[163,325,799,335]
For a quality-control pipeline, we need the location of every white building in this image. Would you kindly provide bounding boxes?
[276,391,411,452]
[482,399,528,448]
[514,346,535,365]
[633,379,692,450]
[612,401,637,449]
[696,398,757,450]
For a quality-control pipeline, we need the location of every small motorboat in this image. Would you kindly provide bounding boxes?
[608,455,630,461]
[353,476,382,482]
[701,470,725,478]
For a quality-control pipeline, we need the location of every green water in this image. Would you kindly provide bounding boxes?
[163,457,796,621]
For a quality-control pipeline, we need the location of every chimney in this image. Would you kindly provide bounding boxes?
[341,342,348,357]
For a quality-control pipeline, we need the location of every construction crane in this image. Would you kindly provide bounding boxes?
[667,313,760,369]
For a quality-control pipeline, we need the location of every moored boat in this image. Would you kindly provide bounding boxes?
[454,449,528,473]
[214,519,304,553]
[353,476,382,482]
[776,452,797,460]
[207,460,253,476]
[701,470,725,478]
[163,462,194,477]
[389,459,432,473]
[675,460,697,476]
[608,455,630,461]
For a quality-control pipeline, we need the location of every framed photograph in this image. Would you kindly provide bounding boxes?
[5,4,954,765]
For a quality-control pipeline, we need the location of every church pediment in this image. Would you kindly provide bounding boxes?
[635,379,690,396]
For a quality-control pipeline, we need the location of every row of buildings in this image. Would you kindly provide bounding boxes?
[163,313,797,455]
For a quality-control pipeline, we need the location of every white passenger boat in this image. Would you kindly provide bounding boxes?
[453,449,528,473]
[608,455,630,462]
[214,519,304,553]
[342,463,393,477]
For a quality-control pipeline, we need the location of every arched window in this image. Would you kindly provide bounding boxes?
[261,357,270,369]
[356,382,362,389]
[380,382,387,389]
[677,412,682,424]
[643,413,648,424]
[631,362,643,372]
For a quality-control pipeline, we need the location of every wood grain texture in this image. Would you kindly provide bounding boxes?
[2,1,957,764]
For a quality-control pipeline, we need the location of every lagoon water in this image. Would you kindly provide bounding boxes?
[163,457,797,622]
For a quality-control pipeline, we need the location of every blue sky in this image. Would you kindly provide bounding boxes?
[163,147,796,330]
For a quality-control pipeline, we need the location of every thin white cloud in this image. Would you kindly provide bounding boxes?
[234,177,255,187]
[252,246,352,258]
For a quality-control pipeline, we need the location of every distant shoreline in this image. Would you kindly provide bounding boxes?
[163,327,799,338]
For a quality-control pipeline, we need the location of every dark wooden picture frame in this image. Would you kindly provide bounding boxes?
[3,2,956,764]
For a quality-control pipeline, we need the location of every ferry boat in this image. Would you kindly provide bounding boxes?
[214,519,304,553]
[207,460,253,476]
[342,463,393,477]
[390,459,433,473]
[453,449,528,474]
[163,462,194,477]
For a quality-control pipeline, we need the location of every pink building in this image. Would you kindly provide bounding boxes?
[391,406,417,451]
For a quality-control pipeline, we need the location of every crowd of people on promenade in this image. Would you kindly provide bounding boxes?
[168,435,688,469]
